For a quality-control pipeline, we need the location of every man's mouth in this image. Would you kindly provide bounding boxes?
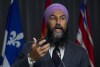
[55,28,62,33]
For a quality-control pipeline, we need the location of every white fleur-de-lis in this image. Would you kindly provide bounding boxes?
[7,31,24,48]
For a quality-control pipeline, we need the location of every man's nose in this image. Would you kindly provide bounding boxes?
[56,18,60,24]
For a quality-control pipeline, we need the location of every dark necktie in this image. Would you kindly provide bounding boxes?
[52,46,61,67]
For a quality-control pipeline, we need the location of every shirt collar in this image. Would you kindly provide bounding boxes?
[49,45,65,60]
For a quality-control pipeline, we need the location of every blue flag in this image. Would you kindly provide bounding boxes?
[2,0,25,66]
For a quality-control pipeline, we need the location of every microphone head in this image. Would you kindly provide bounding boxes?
[57,51,61,58]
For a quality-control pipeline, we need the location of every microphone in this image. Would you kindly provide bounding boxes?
[57,51,66,67]
[39,37,49,47]
[57,51,61,59]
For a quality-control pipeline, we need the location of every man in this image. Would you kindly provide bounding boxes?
[12,3,90,67]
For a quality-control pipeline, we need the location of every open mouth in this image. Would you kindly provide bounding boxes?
[55,28,62,33]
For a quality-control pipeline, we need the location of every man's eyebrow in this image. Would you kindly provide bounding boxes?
[50,15,55,17]
[60,15,66,17]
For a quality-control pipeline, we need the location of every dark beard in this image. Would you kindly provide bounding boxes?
[46,24,68,47]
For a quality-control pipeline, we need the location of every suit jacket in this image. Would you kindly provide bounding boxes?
[12,40,90,67]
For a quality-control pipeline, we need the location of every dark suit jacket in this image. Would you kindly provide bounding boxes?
[12,40,90,67]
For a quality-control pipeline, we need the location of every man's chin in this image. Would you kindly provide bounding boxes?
[53,31,63,39]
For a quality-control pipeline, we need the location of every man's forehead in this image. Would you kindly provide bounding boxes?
[50,10,66,17]
[51,10,64,15]
[50,15,66,18]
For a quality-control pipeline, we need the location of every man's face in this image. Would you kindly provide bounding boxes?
[48,10,67,39]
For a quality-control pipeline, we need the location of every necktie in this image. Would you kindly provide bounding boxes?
[52,46,61,67]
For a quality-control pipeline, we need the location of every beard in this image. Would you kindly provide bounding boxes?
[46,24,68,47]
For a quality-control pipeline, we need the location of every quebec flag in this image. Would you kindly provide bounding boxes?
[1,0,25,67]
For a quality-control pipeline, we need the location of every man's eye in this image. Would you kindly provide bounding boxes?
[61,17,66,20]
[50,17,56,20]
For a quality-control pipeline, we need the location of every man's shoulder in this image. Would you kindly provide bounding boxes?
[20,41,34,55]
[22,41,34,50]
[66,40,87,53]
[25,41,34,45]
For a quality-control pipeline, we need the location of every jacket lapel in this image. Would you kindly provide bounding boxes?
[43,51,55,67]
[61,41,73,67]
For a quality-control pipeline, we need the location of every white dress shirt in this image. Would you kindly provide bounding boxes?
[28,45,65,67]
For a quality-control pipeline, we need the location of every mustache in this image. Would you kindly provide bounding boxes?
[54,24,63,30]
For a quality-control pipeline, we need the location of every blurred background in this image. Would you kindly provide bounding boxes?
[0,0,100,66]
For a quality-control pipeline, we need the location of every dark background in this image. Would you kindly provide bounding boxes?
[0,0,100,66]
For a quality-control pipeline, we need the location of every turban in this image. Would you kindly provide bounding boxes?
[44,3,69,23]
